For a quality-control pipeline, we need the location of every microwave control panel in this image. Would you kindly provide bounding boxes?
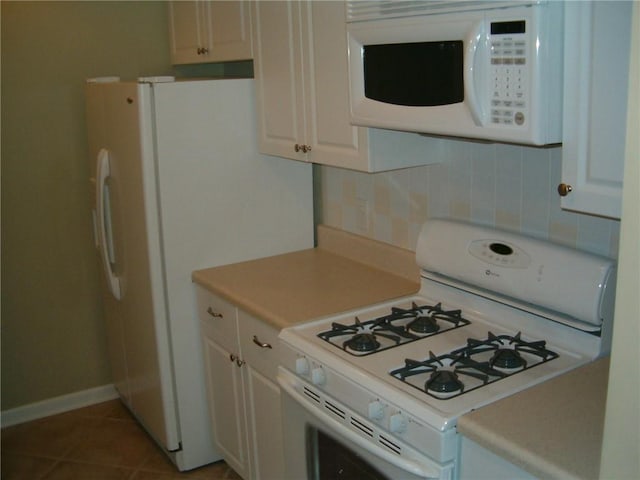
[489,20,528,128]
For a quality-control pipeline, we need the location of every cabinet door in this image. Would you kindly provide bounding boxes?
[244,367,284,480]
[561,2,632,219]
[169,1,252,65]
[301,1,370,170]
[168,1,211,64]
[208,1,252,62]
[238,311,284,479]
[252,1,307,161]
[201,336,251,479]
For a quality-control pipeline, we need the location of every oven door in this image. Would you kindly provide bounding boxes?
[277,367,454,480]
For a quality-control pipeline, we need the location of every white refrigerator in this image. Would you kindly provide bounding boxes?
[85,77,314,470]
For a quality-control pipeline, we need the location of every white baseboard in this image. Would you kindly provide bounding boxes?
[1,384,119,428]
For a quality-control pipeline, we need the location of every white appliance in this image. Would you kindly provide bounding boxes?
[278,219,615,479]
[347,1,564,145]
[85,77,313,470]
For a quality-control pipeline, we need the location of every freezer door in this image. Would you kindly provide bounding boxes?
[85,81,180,453]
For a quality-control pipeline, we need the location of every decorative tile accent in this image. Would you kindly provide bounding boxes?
[318,139,620,258]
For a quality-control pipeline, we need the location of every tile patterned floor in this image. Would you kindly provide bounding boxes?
[1,399,241,480]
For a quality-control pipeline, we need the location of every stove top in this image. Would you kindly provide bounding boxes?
[279,288,602,432]
[278,219,615,433]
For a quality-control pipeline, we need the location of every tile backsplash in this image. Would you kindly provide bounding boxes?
[318,138,620,258]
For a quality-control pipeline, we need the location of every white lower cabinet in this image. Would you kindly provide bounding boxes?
[197,286,284,480]
[243,364,284,480]
[201,334,251,478]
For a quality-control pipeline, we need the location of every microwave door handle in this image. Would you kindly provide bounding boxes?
[464,22,485,126]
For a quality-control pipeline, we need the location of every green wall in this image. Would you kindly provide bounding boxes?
[1,1,172,410]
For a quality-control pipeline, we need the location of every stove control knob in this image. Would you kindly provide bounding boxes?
[368,401,385,421]
[389,413,408,434]
[295,357,310,375]
[311,366,326,386]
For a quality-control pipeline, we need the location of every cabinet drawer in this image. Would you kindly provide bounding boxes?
[238,310,281,381]
[196,285,239,352]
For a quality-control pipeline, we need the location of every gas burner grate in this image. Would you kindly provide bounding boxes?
[453,332,559,370]
[317,302,471,356]
[389,332,559,399]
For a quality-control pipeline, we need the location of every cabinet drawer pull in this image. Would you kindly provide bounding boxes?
[252,335,273,349]
[206,307,223,318]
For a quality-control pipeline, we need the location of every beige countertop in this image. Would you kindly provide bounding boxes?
[457,357,610,480]
[192,225,420,329]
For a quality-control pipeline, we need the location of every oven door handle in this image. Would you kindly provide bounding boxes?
[278,370,441,479]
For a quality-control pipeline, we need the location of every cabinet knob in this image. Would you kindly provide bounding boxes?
[229,353,244,367]
[196,47,209,55]
[557,183,573,197]
[294,144,311,153]
[252,335,273,349]
[206,307,223,318]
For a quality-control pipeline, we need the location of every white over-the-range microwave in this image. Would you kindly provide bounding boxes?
[347,1,564,146]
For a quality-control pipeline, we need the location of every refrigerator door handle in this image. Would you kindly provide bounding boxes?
[96,148,122,300]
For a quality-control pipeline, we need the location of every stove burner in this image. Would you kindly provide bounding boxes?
[317,302,471,356]
[455,332,558,366]
[490,348,527,369]
[394,302,468,336]
[390,351,496,398]
[390,332,559,400]
[343,333,381,353]
[427,369,463,393]
[320,316,404,355]
[407,315,440,334]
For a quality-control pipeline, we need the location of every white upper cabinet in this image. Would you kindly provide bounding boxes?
[168,1,252,64]
[560,1,633,219]
[251,1,444,172]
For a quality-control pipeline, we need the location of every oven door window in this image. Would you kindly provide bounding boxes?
[363,41,464,107]
[307,427,390,480]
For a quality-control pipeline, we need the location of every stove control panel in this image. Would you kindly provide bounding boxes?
[416,218,616,328]
[468,239,531,269]
[278,343,460,464]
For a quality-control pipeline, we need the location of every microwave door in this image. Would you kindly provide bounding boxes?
[348,15,488,134]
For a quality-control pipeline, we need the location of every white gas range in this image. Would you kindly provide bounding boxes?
[277,219,616,480]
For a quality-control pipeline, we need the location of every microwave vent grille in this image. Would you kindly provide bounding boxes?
[346,1,540,22]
